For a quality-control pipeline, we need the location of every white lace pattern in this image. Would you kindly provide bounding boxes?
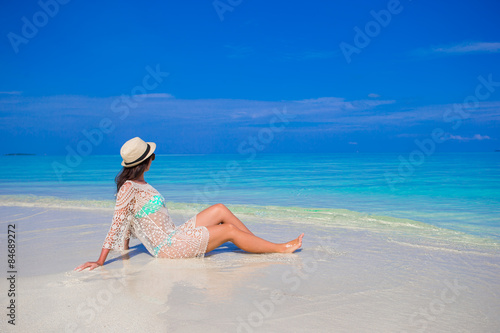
[103,180,209,258]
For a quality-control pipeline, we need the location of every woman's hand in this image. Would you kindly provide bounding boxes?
[74,261,102,272]
[75,249,109,271]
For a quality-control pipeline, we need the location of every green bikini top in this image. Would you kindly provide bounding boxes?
[135,195,165,219]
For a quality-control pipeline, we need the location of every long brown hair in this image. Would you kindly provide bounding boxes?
[115,154,155,192]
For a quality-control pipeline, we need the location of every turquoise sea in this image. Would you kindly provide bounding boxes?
[1,152,499,242]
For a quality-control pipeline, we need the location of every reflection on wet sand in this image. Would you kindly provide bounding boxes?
[107,242,303,312]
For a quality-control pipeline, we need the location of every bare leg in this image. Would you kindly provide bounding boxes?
[196,203,254,235]
[205,223,304,254]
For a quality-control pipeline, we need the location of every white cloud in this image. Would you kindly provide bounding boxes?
[368,93,380,98]
[447,134,491,141]
[0,91,22,95]
[2,94,499,136]
[415,42,500,56]
[135,93,174,99]
[433,42,500,54]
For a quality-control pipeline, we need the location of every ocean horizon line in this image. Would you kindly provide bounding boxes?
[3,151,500,157]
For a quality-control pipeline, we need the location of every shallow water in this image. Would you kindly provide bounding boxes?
[0,152,499,242]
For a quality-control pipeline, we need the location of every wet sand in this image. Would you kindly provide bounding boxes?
[0,205,499,332]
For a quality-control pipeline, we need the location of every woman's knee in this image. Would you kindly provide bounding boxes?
[207,223,236,244]
[222,223,237,238]
[211,203,228,216]
[213,203,227,211]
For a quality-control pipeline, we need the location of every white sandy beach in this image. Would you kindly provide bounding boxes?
[1,204,499,332]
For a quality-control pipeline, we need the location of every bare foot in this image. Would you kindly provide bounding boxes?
[282,233,304,253]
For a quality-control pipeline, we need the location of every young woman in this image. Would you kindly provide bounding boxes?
[76,137,304,271]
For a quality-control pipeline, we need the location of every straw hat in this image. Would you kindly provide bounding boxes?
[120,137,156,168]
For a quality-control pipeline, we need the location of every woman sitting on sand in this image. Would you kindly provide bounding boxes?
[76,137,303,271]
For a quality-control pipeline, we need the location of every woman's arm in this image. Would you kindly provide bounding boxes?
[74,248,110,271]
[96,248,111,265]
[75,236,129,271]
[75,182,134,272]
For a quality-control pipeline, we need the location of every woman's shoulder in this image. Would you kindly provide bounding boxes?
[118,180,136,194]
[121,180,158,193]
[115,181,137,206]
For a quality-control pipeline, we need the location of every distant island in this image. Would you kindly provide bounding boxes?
[496,150,500,152]
[4,153,36,156]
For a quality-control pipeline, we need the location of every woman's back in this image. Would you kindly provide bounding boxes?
[103,180,209,258]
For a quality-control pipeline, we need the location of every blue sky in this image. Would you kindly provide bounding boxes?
[0,0,499,154]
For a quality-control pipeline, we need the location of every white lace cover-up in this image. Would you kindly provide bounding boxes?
[103,180,209,258]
